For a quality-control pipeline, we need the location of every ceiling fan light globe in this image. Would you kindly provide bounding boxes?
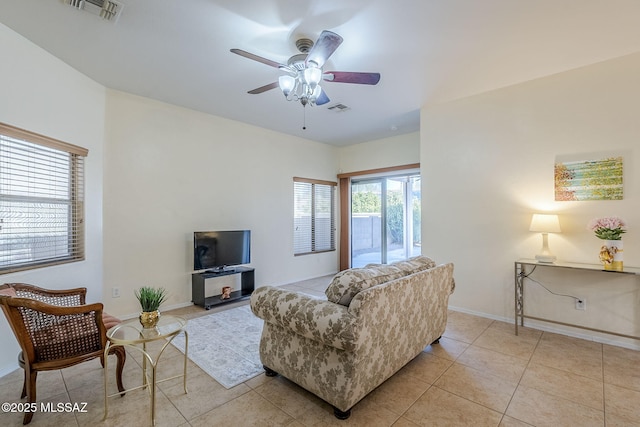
[311,85,322,100]
[303,67,322,88]
[279,75,296,97]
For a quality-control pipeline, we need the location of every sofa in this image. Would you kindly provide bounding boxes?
[250,255,455,419]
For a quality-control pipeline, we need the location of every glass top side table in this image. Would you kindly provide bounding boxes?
[103,314,188,426]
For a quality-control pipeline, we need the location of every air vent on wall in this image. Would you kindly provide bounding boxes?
[65,0,124,22]
[327,103,350,112]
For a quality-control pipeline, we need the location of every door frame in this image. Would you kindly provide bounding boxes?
[337,163,420,271]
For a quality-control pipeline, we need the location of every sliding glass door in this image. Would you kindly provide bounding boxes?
[351,173,421,268]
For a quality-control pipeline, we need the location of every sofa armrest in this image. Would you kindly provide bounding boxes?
[250,286,359,351]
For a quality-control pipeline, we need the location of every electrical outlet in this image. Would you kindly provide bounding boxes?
[112,287,120,298]
[575,298,586,310]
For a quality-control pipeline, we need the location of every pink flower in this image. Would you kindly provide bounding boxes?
[587,216,627,240]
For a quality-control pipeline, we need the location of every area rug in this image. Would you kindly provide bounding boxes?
[170,304,264,389]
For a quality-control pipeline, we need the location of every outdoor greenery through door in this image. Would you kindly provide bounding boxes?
[351,173,421,267]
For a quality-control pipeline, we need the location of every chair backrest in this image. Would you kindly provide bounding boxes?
[0,283,105,367]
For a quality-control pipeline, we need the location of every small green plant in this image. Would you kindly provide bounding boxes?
[135,286,168,312]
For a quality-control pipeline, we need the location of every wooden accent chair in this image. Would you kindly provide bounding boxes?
[0,283,126,425]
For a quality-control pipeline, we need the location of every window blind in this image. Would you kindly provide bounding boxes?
[0,123,87,274]
[293,177,336,256]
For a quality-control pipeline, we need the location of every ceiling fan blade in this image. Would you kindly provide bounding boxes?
[315,90,330,106]
[230,49,284,69]
[248,82,279,94]
[305,30,343,68]
[324,72,381,85]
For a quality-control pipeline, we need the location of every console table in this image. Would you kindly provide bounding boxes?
[515,259,640,340]
[192,266,255,310]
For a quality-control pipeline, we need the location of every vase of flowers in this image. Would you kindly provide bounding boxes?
[135,286,168,329]
[588,216,627,271]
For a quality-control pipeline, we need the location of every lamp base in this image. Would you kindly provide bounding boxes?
[535,254,557,263]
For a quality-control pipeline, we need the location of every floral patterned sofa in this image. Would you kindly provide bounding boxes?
[250,255,455,419]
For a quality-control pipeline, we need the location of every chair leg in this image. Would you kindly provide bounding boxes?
[431,336,441,345]
[23,368,37,424]
[21,368,27,399]
[113,347,126,395]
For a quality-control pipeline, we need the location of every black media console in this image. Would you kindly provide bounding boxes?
[191,266,255,310]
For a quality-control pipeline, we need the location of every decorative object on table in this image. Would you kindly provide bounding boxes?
[554,156,623,201]
[588,216,627,271]
[221,286,232,300]
[529,214,561,263]
[135,286,168,328]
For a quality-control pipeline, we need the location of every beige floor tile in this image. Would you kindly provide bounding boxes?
[160,365,251,421]
[519,363,603,410]
[404,386,503,427]
[333,397,402,427]
[603,344,640,391]
[506,385,604,427]
[253,376,332,424]
[0,391,78,427]
[365,368,432,416]
[0,367,23,387]
[392,417,421,427]
[72,380,186,427]
[490,321,543,341]
[435,363,518,413]
[530,332,603,380]
[0,370,25,405]
[188,390,294,427]
[473,325,540,360]
[456,345,528,383]
[422,336,469,361]
[443,311,493,343]
[498,415,534,426]
[399,352,453,384]
[605,383,640,425]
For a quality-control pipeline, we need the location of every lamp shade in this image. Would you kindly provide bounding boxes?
[278,75,296,97]
[529,214,561,233]
[303,66,322,89]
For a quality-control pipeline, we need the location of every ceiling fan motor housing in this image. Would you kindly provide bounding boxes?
[295,38,314,53]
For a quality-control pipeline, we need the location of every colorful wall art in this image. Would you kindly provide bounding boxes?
[554,156,623,201]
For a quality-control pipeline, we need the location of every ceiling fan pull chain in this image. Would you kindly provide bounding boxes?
[302,105,307,130]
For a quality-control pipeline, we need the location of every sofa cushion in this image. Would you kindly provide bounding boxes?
[325,265,404,306]
[0,286,17,297]
[102,312,122,330]
[391,255,436,274]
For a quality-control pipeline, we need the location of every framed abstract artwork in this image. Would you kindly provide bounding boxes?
[554,156,623,201]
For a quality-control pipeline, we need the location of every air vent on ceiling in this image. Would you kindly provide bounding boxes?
[327,103,350,112]
[65,0,124,22]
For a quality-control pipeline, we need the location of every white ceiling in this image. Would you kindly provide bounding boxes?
[2,0,640,146]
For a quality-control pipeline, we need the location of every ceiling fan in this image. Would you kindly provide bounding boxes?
[231,30,380,108]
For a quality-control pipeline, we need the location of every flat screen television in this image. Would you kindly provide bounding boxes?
[193,230,251,272]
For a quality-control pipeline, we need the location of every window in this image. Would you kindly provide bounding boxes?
[0,123,88,274]
[293,177,336,255]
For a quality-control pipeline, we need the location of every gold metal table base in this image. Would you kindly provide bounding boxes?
[103,316,188,426]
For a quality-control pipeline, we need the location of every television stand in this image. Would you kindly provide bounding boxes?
[191,266,255,310]
[206,266,236,274]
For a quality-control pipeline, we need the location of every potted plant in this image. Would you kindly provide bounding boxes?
[135,286,168,329]
[587,216,627,271]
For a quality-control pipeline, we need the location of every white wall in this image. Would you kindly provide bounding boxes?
[338,132,420,173]
[102,91,339,316]
[421,52,640,347]
[0,23,106,375]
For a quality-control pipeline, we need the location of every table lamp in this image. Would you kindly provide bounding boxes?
[529,214,561,263]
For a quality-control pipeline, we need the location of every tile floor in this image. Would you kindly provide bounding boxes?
[2,275,640,426]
